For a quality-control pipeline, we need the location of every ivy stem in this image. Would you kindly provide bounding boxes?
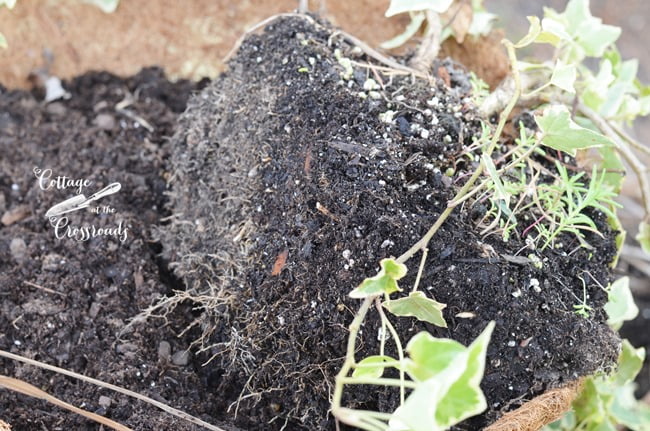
[397,40,522,265]
[375,298,406,405]
[412,248,428,293]
[332,297,373,425]
[340,377,417,389]
[578,103,650,223]
[410,10,442,73]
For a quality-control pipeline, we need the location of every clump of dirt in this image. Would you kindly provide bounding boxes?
[0,68,221,430]
[158,15,620,430]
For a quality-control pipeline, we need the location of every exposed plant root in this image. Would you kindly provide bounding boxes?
[0,375,132,431]
[485,379,583,431]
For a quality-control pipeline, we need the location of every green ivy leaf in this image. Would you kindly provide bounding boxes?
[604,277,639,329]
[610,385,650,431]
[636,221,650,254]
[352,355,398,379]
[564,0,620,57]
[405,334,466,382]
[349,258,407,298]
[385,0,453,17]
[389,322,494,431]
[537,17,572,46]
[514,16,541,48]
[553,339,646,431]
[388,368,466,431]
[381,12,426,49]
[435,322,494,427]
[613,339,645,386]
[535,105,613,156]
[550,60,577,93]
[573,378,608,426]
[384,291,447,327]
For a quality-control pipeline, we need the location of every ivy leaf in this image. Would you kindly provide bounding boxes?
[514,16,541,48]
[405,333,466,382]
[537,17,572,46]
[385,0,453,17]
[604,277,639,329]
[613,339,645,386]
[352,355,398,379]
[381,12,426,49]
[535,105,613,156]
[349,258,407,298]
[388,368,466,431]
[636,221,650,254]
[384,291,447,327]
[550,60,577,93]
[572,378,608,426]
[389,322,494,431]
[435,322,494,428]
[537,0,620,61]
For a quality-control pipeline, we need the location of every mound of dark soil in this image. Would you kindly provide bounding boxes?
[0,68,220,430]
[159,15,620,430]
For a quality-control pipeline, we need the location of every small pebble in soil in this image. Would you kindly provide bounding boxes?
[42,253,64,272]
[157,341,171,362]
[9,238,27,263]
[171,349,191,366]
[98,396,112,409]
[529,278,541,293]
[94,113,116,130]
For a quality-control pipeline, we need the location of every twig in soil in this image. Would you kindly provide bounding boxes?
[115,98,154,133]
[0,375,132,431]
[328,31,428,79]
[23,280,67,297]
[0,349,226,431]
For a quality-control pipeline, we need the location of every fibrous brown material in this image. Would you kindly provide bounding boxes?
[485,380,583,431]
